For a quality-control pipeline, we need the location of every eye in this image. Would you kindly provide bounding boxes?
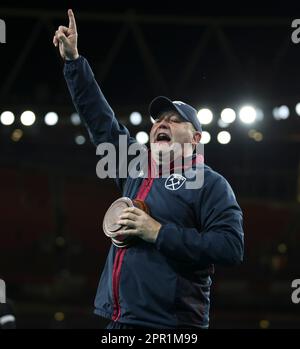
[155,117,165,123]
[170,118,181,123]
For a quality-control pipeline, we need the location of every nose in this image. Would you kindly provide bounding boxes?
[157,124,168,130]
[156,119,170,129]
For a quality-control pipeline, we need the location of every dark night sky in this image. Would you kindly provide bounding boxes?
[1,0,300,15]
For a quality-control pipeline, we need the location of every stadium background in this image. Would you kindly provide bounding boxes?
[0,0,299,329]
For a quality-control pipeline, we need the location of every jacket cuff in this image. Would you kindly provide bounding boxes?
[155,223,178,255]
[64,55,84,71]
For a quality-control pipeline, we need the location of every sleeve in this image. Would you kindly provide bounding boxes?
[63,56,137,191]
[155,174,244,267]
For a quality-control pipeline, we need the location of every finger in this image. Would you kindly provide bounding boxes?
[57,31,68,45]
[53,35,58,47]
[117,219,136,228]
[68,9,77,32]
[55,30,61,40]
[119,213,137,221]
[54,30,61,46]
[58,25,69,34]
[122,207,143,215]
[117,229,138,236]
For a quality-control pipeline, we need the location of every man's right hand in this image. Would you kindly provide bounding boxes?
[53,9,79,61]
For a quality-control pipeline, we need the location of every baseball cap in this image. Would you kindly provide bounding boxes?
[149,96,202,132]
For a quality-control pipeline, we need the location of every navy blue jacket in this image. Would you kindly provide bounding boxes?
[64,56,244,329]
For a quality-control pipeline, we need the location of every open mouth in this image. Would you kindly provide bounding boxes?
[155,132,171,143]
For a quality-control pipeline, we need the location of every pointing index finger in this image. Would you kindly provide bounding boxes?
[68,9,77,31]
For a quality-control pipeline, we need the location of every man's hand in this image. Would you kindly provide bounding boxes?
[53,9,79,61]
[117,207,162,244]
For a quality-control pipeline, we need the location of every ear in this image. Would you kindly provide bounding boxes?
[192,131,201,145]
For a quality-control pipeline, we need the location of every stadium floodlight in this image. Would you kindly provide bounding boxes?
[0,111,15,125]
[253,132,263,142]
[277,105,289,120]
[200,131,211,144]
[44,112,58,126]
[129,112,142,126]
[197,108,213,125]
[217,131,231,144]
[11,129,23,142]
[272,107,281,120]
[75,135,86,145]
[295,103,300,116]
[20,110,36,126]
[239,106,256,124]
[220,108,236,123]
[70,113,81,125]
[136,131,149,144]
[273,105,289,120]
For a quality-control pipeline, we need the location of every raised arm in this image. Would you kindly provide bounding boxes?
[53,10,137,191]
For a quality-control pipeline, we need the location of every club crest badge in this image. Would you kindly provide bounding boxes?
[164,174,186,191]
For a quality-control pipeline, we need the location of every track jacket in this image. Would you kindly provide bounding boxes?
[63,56,244,329]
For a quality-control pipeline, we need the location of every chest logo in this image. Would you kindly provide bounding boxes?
[164,174,186,191]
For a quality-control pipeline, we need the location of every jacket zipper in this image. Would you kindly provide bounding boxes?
[112,248,127,321]
[111,170,154,321]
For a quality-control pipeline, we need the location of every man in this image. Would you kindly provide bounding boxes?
[53,9,244,329]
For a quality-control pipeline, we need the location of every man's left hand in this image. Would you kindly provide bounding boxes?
[117,207,162,243]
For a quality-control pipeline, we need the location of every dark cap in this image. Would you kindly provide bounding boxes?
[149,96,202,132]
